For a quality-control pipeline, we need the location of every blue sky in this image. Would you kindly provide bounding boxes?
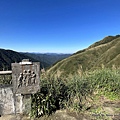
[0,0,120,53]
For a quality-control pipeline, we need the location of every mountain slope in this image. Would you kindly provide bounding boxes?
[48,35,120,77]
[23,53,71,68]
[0,49,38,70]
[0,49,71,71]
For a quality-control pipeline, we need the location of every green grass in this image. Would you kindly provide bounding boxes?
[31,68,120,118]
[48,35,120,77]
[0,74,12,84]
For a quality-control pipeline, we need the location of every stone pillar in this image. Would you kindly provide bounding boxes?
[11,59,40,115]
[0,86,14,115]
[22,94,31,115]
[12,59,40,94]
[15,94,23,114]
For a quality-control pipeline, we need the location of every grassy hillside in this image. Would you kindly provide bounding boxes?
[48,35,120,77]
[0,49,71,71]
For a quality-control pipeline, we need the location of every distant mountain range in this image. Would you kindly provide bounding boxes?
[0,49,37,70]
[0,49,71,71]
[22,52,71,68]
[48,35,120,77]
[0,35,120,74]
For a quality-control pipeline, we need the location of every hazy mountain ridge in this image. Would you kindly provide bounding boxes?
[23,53,71,68]
[48,35,120,76]
[0,49,71,70]
[0,49,38,70]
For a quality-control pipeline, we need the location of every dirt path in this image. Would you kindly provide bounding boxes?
[0,99,120,120]
[0,114,30,120]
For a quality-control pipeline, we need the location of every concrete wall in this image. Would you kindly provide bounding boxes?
[0,85,14,115]
[15,94,23,114]
[0,60,40,115]
[0,85,23,115]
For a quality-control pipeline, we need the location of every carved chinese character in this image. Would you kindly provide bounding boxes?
[26,70,31,86]
[17,70,36,88]
[18,73,23,88]
[31,71,36,84]
[23,70,27,86]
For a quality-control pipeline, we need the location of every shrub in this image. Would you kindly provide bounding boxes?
[31,77,68,117]
[31,68,120,118]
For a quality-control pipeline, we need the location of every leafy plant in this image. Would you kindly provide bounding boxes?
[31,77,68,118]
[31,68,120,118]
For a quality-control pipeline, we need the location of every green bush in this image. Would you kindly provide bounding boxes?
[65,75,93,111]
[31,68,120,118]
[0,74,12,84]
[89,68,120,94]
[31,77,68,118]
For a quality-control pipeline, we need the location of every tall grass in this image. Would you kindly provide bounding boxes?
[0,74,12,84]
[31,76,68,117]
[89,68,120,99]
[31,68,120,118]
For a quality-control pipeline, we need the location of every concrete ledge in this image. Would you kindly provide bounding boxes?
[0,71,12,75]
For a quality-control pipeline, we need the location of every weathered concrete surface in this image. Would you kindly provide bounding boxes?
[0,86,14,115]
[22,94,31,115]
[15,94,23,114]
[0,86,24,115]
[0,60,40,116]
[0,114,31,120]
[12,61,40,94]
